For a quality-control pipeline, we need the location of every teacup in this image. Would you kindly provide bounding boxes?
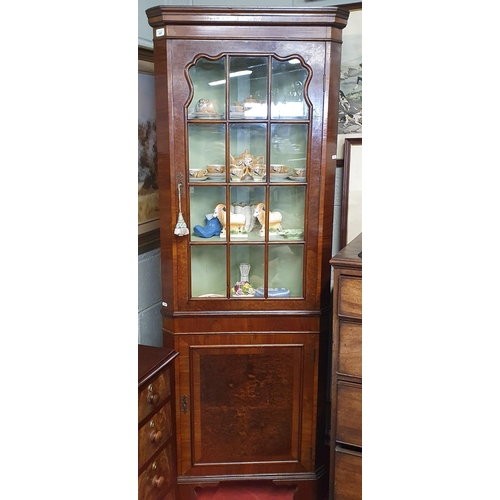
[271,164,289,174]
[206,164,225,174]
[195,99,216,114]
[250,165,266,181]
[230,165,246,181]
[292,168,306,178]
[189,168,207,179]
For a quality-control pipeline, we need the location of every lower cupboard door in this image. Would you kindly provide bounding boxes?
[175,333,318,476]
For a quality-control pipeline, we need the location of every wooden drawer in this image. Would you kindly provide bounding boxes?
[336,382,361,447]
[334,447,362,500]
[138,443,175,500]
[138,401,173,469]
[338,321,362,378]
[338,276,362,319]
[139,368,171,423]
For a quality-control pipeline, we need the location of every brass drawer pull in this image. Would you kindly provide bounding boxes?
[150,429,162,443]
[152,475,164,488]
[147,384,160,405]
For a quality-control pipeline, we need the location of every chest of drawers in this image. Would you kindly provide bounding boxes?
[139,345,179,500]
[329,233,362,500]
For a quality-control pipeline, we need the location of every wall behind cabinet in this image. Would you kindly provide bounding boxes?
[138,247,162,346]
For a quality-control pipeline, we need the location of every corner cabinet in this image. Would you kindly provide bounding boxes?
[146,7,349,499]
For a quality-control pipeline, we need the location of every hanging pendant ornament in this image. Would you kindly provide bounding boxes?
[174,180,189,236]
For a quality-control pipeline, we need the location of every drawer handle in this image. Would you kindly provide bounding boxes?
[147,384,160,405]
[150,430,162,443]
[152,475,164,488]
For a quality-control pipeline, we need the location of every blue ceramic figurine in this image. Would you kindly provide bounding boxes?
[193,214,222,238]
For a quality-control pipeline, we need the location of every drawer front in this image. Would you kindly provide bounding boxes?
[138,401,173,469]
[139,368,171,423]
[138,443,175,500]
[338,276,362,319]
[334,447,362,500]
[336,382,362,447]
[338,321,362,378]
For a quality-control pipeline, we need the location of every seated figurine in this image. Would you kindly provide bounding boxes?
[193,214,222,238]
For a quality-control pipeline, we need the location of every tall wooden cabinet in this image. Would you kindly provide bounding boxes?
[329,234,362,500]
[145,7,349,499]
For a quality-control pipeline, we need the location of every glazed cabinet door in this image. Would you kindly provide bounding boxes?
[164,39,331,313]
[174,333,319,478]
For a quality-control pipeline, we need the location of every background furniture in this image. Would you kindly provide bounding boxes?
[146,7,349,499]
[329,233,362,499]
[139,345,179,499]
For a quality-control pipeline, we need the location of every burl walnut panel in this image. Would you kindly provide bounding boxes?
[139,401,174,470]
[193,346,302,464]
[138,443,175,500]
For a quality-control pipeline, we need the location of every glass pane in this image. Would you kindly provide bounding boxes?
[270,124,308,180]
[230,185,266,241]
[191,245,227,298]
[188,57,226,118]
[268,244,304,298]
[188,123,225,177]
[271,57,309,119]
[229,56,268,119]
[230,246,264,298]
[229,123,267,182]
[190,185,226,241]
[269,185,306,240]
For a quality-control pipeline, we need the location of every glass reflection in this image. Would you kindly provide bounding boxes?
[188,57,226,118]
[229,56,268,119]
[271,58,309,119]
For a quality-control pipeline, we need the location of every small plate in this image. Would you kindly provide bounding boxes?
[288,176,306,182]
[190,176,208,181]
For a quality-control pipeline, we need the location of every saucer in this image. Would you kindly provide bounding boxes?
[288,176,306,182]
[191,112,221,119]
[281,229,304,239]
[190,176,208,181]
[270,173,289,180]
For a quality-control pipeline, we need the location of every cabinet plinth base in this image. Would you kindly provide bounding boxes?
[177,474,319,500]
